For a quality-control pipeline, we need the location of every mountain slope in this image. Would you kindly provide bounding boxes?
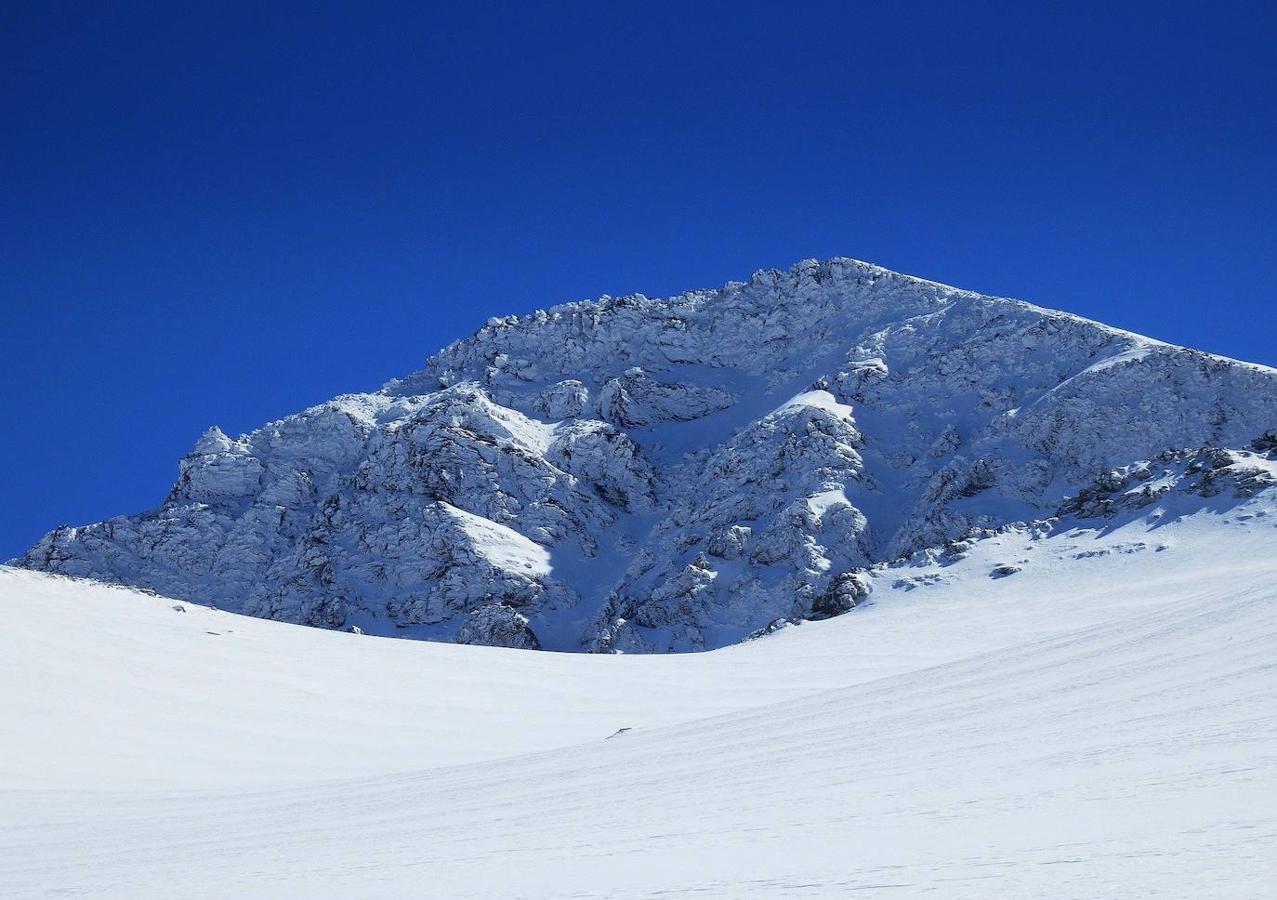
[16,258,1277,650]
[3,485,1276,897]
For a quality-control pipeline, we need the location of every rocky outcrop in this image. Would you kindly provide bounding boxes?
[596,368,735,427]
[455,605,542,650]
[1058,445,1277,519]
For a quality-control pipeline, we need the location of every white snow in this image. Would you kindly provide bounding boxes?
[774,388,855,420]
[4,493,1276,897]
[441,501,553,576]
[805,487,851,517]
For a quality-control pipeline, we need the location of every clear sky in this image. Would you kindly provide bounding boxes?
[3,1,1275,558]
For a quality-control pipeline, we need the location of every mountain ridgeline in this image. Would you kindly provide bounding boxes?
[17,259,1277,650]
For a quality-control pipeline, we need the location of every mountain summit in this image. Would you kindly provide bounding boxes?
[17,258,1277,650]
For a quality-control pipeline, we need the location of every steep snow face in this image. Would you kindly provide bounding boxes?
[15,258,1277,650]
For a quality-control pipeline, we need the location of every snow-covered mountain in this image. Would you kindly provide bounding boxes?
[15,258,1277,651]
[6,258,1277,895]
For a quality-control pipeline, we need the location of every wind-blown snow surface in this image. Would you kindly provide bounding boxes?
[4,486,1276,897]
[16,257,1277,651]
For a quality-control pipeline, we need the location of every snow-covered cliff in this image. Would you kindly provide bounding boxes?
[17,258,1277,650]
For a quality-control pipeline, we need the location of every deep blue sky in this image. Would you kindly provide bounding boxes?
[3,2,1275,558]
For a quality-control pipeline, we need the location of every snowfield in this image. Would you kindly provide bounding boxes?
[4,493,1276,898]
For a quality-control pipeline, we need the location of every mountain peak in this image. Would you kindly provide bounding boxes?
[18,261,1277,651]
[191,425,232,454]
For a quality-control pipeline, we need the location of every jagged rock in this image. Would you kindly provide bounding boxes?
[14,258,1277,652]
[747,617,798,640]
[596,368,734,427]
[536,380,589,419]
[455,604,541,650]
[1058,442,1277,518]
[545,421,656,512]
[706,525,752,559]
[806,570,871,620]
[1251,429,1277,453]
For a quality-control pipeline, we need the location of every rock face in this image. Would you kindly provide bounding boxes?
[455,605,542,650]
[15,258,1277,651]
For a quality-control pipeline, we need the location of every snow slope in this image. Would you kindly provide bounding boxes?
[16,257,1277,651]
[4,485,1276,897]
